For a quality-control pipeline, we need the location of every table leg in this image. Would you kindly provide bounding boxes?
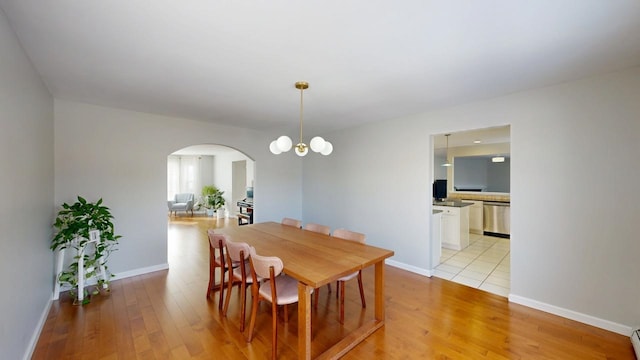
[315,261,387,360]
[375,261,385,321]
[298,282,312,360]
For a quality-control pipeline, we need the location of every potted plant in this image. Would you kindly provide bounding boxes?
[51,196,122,305]
[212,189,226,219]
[201,185,217,216]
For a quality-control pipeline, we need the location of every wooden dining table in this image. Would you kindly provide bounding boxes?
[220,222,394,360]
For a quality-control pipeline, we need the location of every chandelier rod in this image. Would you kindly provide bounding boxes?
[299,83,304,145]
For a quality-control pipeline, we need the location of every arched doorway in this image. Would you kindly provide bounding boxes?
[167,144,255,220]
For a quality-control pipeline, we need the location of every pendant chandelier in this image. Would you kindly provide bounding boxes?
[269,81,333,157]
[442,134,452,167]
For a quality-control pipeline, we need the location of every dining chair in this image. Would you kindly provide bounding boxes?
[304,223,333,306]
[206,230,238,310]
[246,249,301,360]
[222,241,258,332]
[303,222,331,235]
[281,217,301,228]
[332,228,367,324]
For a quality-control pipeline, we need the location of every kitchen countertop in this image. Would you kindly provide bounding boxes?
[448,193,510,202]
[433,200,473,208]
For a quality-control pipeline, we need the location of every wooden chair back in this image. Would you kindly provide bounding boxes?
[226,241,251,263]
[332,228,366,244]
[281,217,301,228]
[304,223,331,235]
[250,252,284,280]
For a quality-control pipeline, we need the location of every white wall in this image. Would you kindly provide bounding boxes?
[199,155,215,196]
[0,9,54,360]
[303,119,432,270]
[508,69,640,331]
[303,67,640,333]
[54,100,302,275]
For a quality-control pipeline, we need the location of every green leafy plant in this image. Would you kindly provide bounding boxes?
[201,185,216,209]
[201,185,225,210]
[52,196,122,304]
[212,190,225,210]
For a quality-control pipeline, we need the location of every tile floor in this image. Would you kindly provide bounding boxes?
[433,233,510,297]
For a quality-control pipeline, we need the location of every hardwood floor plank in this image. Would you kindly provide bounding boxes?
[31,216,634,359]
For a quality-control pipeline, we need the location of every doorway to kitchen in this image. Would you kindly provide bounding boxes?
[431,125,511,297]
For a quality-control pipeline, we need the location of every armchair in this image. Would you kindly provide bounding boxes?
[167,193,194,216]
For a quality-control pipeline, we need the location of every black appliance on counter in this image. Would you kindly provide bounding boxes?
[433,179,447,201]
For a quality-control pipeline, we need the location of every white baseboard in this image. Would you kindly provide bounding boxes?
[53,263,170,294]
[509,294,632,336]
[384,260,632,337]
[386,259,432,277]
[23,296,53,360]
[114,263,169,280]
[27,263,171,360]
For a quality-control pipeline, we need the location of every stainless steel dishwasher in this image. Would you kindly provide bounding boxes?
[483,202,510,237]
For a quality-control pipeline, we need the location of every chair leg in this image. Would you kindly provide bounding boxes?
[206,259,216,299]
[357,271,366,308]
[272,300,278,360]
[223,276,247,330]
[283,304,289,323]
[239,281,247,332]
[246,286,260,342]
[222,274,235,316]
[339,281,346,324]
[218,269,226,310]
[313,283,331,309]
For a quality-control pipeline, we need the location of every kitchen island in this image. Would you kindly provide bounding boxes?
[433,200,473,250]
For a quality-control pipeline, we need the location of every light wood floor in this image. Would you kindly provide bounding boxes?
[32,215,634,359]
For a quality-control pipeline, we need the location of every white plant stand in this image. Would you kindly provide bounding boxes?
[53,230,109,303]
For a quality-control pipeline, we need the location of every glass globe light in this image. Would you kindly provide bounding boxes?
[294,143,308,156]
[310,136,326,152]
[276,135,292,152]
[269,140,282,154]
[320,141,333,155]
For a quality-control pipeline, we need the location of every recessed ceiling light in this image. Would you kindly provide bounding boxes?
[473,140,482,144]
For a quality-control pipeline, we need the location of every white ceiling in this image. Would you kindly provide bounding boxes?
[2,1,640,135]
[433,125,510,149]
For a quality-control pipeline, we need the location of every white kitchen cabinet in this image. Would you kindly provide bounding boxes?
[465,200,484,234]
[433,205,470,250]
